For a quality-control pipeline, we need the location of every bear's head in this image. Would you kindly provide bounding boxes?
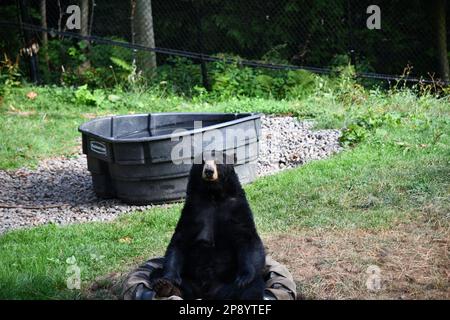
[188,151,239,192]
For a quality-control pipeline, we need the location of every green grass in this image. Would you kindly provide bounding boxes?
[0,84,368,169]
[0,84,449,299]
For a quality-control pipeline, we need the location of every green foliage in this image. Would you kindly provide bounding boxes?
[152,55,319,100]
[340,122,369,147]
[68,41,89,63]
[0,54,22,98]
[110,57,132,72]
[285,70,318,98]
[31,36,377,100]
[90,38,132,68]
[73,85,105,107]
[40,38,136,88]
[1,0,441,86]
[210,59,264,98]
[155,57,202,96]
[171,56,324,100]
[2,77,448,170]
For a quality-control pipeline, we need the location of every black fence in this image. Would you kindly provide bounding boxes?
[1,0,449,87]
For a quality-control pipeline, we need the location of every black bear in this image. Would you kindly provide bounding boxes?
[151,152,266,300]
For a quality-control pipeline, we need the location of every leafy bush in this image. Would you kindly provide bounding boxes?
[285,70,319,99]
[155,57,202,96]
[339,108,409,147]
[0,54,22,99]
[73,85,105,107]
[210,59,261,98]
[41,38,136,88]
[28,36,385,101]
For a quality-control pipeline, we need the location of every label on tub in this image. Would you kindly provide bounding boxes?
[90,140,107,156]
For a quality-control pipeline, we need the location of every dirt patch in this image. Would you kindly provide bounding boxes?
[85,222,449,300]
[83,254,152,300]
[265,222,449,299]
[82,113,98,119]
[84,272,124,300]
[6,110,36,116]
[82,113,117,119]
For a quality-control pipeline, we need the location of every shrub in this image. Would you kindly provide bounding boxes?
[0,54,22,99]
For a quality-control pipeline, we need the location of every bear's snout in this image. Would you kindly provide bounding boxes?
[202,160,218,181]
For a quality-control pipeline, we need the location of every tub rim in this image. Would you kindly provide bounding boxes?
[78,112,262,143]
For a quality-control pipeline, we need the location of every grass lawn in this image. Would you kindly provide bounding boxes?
[0,85,449,299]
[0,86,303,169]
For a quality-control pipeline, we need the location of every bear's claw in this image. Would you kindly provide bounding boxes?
[235,272,254,288]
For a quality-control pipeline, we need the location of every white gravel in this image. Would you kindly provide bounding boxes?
[257,116,342,176]
[0,116,342,234]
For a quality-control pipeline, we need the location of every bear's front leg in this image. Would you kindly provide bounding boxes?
[235,239,265,288]
[236,264,256,288]
[163,248,183,286]
[163,234,185,286]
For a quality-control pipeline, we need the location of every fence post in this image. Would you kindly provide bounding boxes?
[18,0,40,83]
[432,0,450,83]
[347,0,356,66]
[193,1,211,91]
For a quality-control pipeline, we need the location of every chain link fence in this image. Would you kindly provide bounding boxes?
[1,0,449,87]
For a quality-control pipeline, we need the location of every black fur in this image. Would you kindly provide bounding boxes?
[153,159,265,300]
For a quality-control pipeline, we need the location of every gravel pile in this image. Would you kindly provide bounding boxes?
[258,116,342,176]
[0,116,341,234]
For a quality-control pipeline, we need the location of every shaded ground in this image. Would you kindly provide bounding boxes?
[85,220,449,300]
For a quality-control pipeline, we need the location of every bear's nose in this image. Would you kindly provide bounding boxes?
[203,167,214,178]
[202,160,218,181]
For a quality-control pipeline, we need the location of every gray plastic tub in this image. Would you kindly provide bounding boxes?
[78,113,261,204]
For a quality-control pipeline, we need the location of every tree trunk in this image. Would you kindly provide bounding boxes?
[133,0,157,77]
[19,0,40,83]
[432,0,449,82]
[79,0,91,72]
[40,0,49,70]
[80,0,89,37]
